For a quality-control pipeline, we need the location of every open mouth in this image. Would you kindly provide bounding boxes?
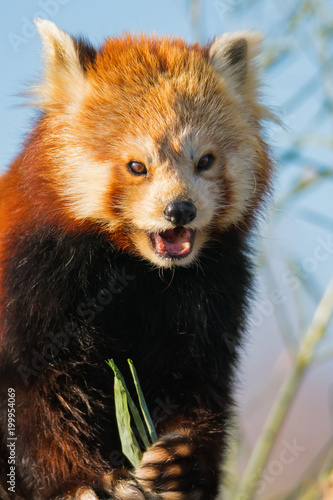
[150,227,195,259]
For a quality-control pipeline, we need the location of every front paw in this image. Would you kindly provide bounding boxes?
[135,432,208,500]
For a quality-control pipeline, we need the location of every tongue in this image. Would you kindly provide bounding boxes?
[151,227,193,257]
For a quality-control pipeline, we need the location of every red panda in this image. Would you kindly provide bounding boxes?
[0,20,273,500]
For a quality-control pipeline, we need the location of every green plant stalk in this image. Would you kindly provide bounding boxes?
[126,393,151,451]
[106,359,143,468]
[235,277,333,500]
[106,359,150,450]
[128,359,158,444]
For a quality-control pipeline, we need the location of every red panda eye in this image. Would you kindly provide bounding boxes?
[196,154,215,172]
[128,161,147,176]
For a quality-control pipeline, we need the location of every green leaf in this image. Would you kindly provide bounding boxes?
[128,359,158,444]
[127,392,151,450]
[105,359,142,468]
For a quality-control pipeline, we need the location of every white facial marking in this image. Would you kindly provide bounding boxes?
[50,144,115,224]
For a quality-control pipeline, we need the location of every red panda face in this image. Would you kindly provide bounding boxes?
[33,22,273,268]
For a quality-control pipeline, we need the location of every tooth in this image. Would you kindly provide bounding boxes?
[181,242,191,251]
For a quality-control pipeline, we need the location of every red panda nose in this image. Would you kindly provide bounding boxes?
[163,200,197,226]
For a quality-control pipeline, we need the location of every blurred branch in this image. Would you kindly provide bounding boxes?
[263,46,290,69]
[287,257,323,303]
[264,261,299,353]
[188,0,203,42]
[275,167,333,210]
[235,276,333,500]
[313,347,333,364]
[286,0,315,32]
[282,76,319,114]
[296,208,333,232]
[293,135,333,148]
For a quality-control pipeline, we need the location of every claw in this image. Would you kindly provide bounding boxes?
[114,482,145,499]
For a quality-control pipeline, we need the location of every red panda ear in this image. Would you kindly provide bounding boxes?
[208,31,276,121]
[33,19,92,111]
[208,31,263,96]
